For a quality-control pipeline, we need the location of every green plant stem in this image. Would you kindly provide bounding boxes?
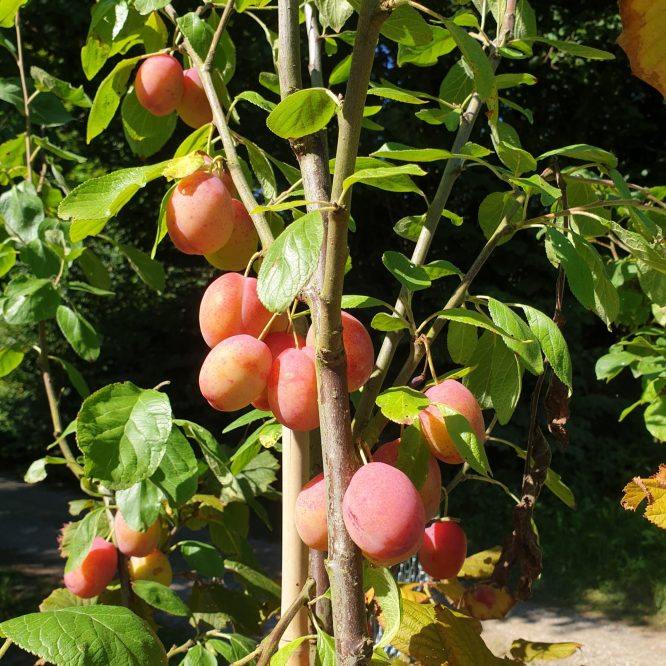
[37,323,83,478]
[165,4,274,250]
[0,639,12,660]
[352,0,518,441]
[166,639,194,659]
[14,13,32,182]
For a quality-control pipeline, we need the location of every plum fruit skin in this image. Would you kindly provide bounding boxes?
[177,68,213,129]
[342,462,425,566]
[166,171,233,255]
[114,511,161,558]
[294,472,328,551]
[418,520,467,580]
[373,438,442,520]
[419,380,485,464]
[199,334,273,412]
[63,537,118,599]
[135,54,183,116]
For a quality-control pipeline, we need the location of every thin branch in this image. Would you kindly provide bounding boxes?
[14,13,32,182]
[0,639,12,660]
[203,0,235,72]
[37,323,83,478]
[229,578,315,666]
[352,0,521,440]
[165,4,274,250]
[304,3,324,88]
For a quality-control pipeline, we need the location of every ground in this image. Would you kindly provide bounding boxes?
[0,475,664,665]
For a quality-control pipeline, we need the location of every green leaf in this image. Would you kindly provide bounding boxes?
[30,66,91,108]
[132,580,190,617]
[271,636,312,666]
[520,305,573,390]
[133,0,171,14]
[435,404,491,475]
[0,241,17,277]
[58,156,194,229]
[371,142,455,162]
[121,88,176,158]
[87,57,140,143]
[119,243,166,292]
[50,356,90,398]
[371,312,410,332]
[257,210,324,312]
[76,382,172,490]
[315,627,336,666]
[0,181,44,243]
[645,396,666,441]
[266,87,338,139]
[340,294,390,309]
[150,183,174,258]
[315,0,353,32]
[380,4,432,46]
[415,107,461,129]
[234,90,276,113]
[63,508,107,573]
[0,346,23,377]
[56,306,101,362]
[175,12,228,73]
[495,141,537,176]
[443,19,495,101]
[2,276,60,325]
[375,386,430,424]
[24,456,66,484]
[439,60,474,105]
[532,37,614,61]
[0,0,27,28]
[180,540,226,578]
[329,53,352,86]
[538,143,618,169]
[435,307,513,338]
[398,26,456,67]
[183,645,217,666]
[0,605,168,665]
[382,250,431,291]
[364,563,402,648]
[487,298,543,375]
[115,479,162,531]
[489,337,522,424]
[423,259,463,280]
[395,423,430,490]
[150,426,199,507]
[209,634,257,663]
[38,588,97,611]
[225,560,280,598]
[344,162,426,196]
[495,72,538,89]
[367,86,426,105]
[447,319,478,365]
[245,140,277,200]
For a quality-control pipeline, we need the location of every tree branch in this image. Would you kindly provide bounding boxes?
[14,12,32,182]
[165,3,274,249]
[352,0,519,440]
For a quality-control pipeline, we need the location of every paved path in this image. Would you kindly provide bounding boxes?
[482,603,666,665]
[1,476,665,665]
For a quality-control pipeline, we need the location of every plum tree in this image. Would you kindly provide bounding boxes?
[252,332,305,410]
[199,334,272,411]
[199,273,287,348]
[176,68,213,129]
[419,380,485,464]
[342,462,425,566]
[114,511,161,558]
[205,200,259,271]
[267,346,319,431]
[166,171,234,255]
[63,537,118,599]
[134,54,183,116]
[294,472,327,551]
[418,519,467,580]
[128,549,173,587]
[306,311,374,392]
[372,439,442,520]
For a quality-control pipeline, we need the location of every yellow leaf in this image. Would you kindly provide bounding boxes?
[430,579,465,605]
[400,583,429,604]
[618,0,666,97]
[459,546,502,579]
[510,639,582,662]
[462,585,516,620]
[621,466,666,529]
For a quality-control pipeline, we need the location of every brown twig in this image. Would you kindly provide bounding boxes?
[203,0,235,72]
[230,578,315,666]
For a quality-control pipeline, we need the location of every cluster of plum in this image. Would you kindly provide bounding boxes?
[64,513,170,599]
[135,54,212,129]
[295,378,486,578]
